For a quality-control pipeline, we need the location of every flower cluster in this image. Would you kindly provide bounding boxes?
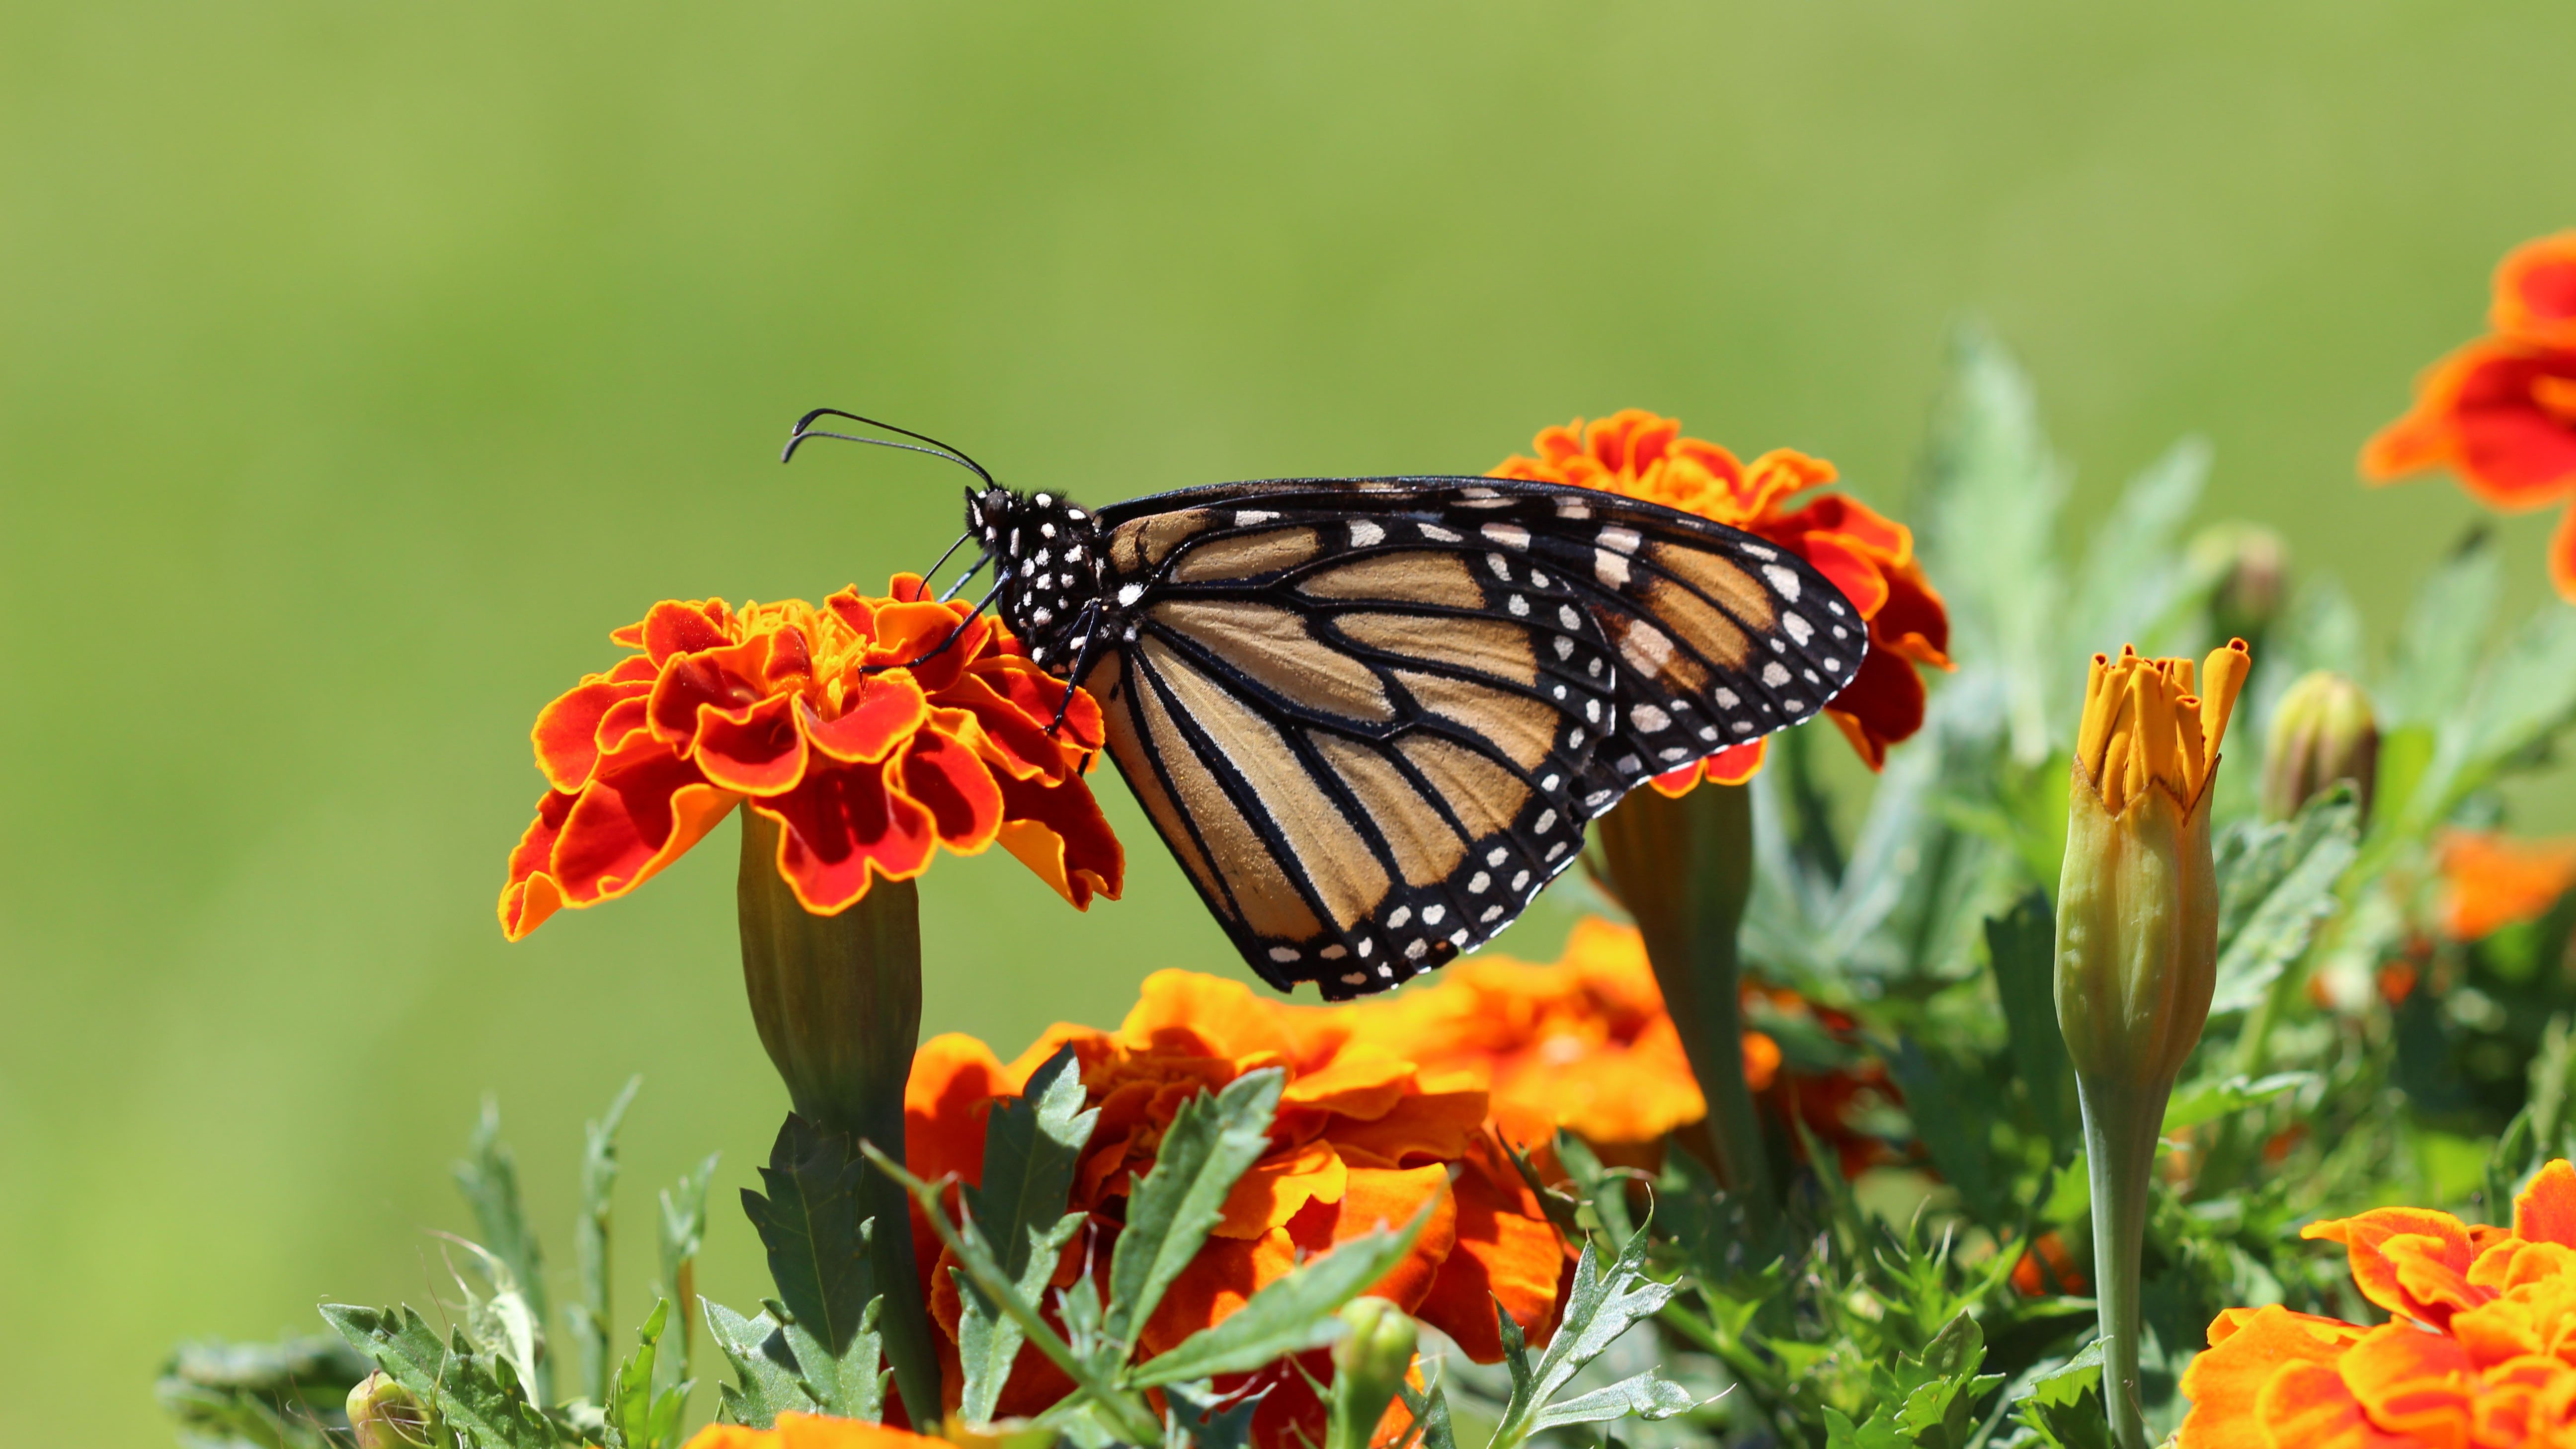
[500,578,1122,938]
[2365,232,2576,602]
[903,971,1573,1449]
[1493,409,1953,787]
[2180,1160,2576,1449]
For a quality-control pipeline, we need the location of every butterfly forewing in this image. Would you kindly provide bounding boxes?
[1072,478,1860,999]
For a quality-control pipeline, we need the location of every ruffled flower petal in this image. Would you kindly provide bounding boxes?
[499,579,1121,936]
[2494,232,2576,351]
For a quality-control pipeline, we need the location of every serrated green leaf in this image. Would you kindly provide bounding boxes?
[455,1097,552,1404]
[605,1298,667,1449]
[1395,1379,1458,1449]
[2161,1072,2317,1133]
[956,1046,1097,1421]
[1164,1380,1267,1449]
[2012,1341,2113,1449]
[1127,1199,1433,1388]
[702,1298,813,1429]
[157,1335,371,1449]
[1526,1369,1696,1432]
[2209,795,2359,1015]
[322,1303,565,1449]
[1489,1219,1679,1449]
[779,1294,886,1423]
[656,1151,719,1391]
[742,1115,879,1360]
[572,1076,641,1406]
[1105,1067,1281,1349]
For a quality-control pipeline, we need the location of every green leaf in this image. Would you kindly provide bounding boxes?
[2012,1340,2113,1449]
[1395,1378,1458,1449]
[2161,1072,2316,1133]
[741,1114,879,1359]
[443,1236,545,1397]
[1489,1219,1680,1449]
[322,1303,565,1449]
[2208,793,2360,1015]
[606,1298,691,1449]
[157,1335,371,1449]
[1882,1038,2005,1223]
[778,1293,886,1423]
[656,1151,720,1388]
[1915,323,2069,764]
[1987,891,2075,1149]
[454,1096,553,1378]
[1165,1380,1268,1449]
[1526,1369,1696,1433]
[1105,1067,1282,1348]
[702,1298,813,1429]
[956,1213,1082,1422]
[572,1075,641,1406]
[956,1045,1099,1421]
[2384,532,2500,730]
[1127,1198,1434,1387]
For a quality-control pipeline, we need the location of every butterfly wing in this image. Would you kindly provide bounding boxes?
[1079,477,1863,999]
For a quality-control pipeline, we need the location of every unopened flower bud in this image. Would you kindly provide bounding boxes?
[2058,639,2250,1449]
[345,1370,430,1449]
[2192,523,2289,649]
[2259,671,2378,823]
[1326,1298,1419,1449]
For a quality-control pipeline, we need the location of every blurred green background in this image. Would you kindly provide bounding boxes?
[6,1,2575,1440]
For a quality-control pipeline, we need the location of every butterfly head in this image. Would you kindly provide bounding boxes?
[966,485,1107,674]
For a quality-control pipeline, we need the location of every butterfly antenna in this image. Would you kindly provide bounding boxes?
[780,408,998,488]
[915,531,973,592]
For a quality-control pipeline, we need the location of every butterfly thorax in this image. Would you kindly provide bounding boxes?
[968,485,1108,674]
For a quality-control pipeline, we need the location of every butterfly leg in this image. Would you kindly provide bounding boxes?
[1045,598,1106,738]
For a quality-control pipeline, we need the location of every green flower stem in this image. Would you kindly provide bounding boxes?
[736,810,941,1429]
[1596,780,1776,1236]
[2075,1073,2162,1449]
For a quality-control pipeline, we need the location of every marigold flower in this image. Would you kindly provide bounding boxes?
[2177,1160,2576,1449]
[500,577,1122,938]
[682,1413,946,1449]
[2437,828,2576,941]
[1330,917,1712,1151]
[2364,233,2576,603]
[1493,409,1953,786]
[2009,1230,2087,1298]
[902,971,1573,1449]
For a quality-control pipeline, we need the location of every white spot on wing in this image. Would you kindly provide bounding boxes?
[1600,525,1642,554]
[1268,946,1299,963]
[1419,523,1462,543]
[1482,522,1530,549]
[1762,564,1802,601]
[1631,704,1670,732]
[1783,612,1813,645]
[1763,662,1792,687]
[1235,509,1278,526]
[1117,583,1145,606]
[1594,549,1631,588]
[1351,520,1384,548]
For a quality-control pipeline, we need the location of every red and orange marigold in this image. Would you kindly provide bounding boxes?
[1494,410,1953,788]
[500,576,1122,938]
[682,1414,944,1449]
[903,970,1573,1449]
[2178,1159,2576,1449]
[2365,231,2576,604]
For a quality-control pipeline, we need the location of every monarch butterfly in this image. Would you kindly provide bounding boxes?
[788,411,1864,1000]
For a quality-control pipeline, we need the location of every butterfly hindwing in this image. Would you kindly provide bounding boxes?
[1073,478,1860,998]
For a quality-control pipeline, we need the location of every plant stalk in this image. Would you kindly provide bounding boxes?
[736,810,941,1429]
[1596,781,1776,1236]
[2076,1073,2162,1449]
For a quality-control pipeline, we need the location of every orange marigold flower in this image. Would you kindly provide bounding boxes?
[2177,1160,2576,1449]
[682,1413,945,1449]
[1494,410,1953,787]
[1329,917,1712,1151]
[903,971,1572,1449]
[2010,1230,2087,1297]
[2437,829,2576,942]
[499,576,1122,938]
[2364,233,2576,604]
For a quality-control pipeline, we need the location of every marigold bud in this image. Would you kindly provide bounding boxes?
[1326,1298,1419,1449]
[2258,670,2378,823]
[2057,638,2248,1449]
[345,1370,430,1449]
[2191,523,2288,649]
